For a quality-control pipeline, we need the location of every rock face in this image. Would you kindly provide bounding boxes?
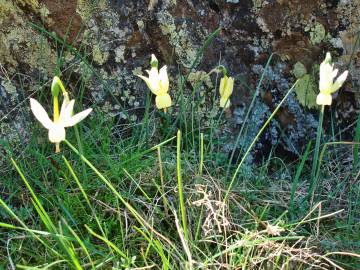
[0,0,359,160]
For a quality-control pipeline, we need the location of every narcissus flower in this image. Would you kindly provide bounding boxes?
[219,75,234,108]
[30,98,92,144]
[316,52,348,106]
[138,54,171,109]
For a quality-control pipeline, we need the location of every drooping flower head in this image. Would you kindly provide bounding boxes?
[316,52,348,106]
[138,54,171,109]
[219,75,234,108]
[30,98,92,146]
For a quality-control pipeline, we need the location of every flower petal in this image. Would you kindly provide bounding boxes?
[224,77,234,98]
[332,68,339,78]
[319,62,334,93]
[138,74,159,95]
[331,70,348,93]
[30,98,54,129]
[64,108,93,127]
[220,97,231,108]
[159,65,169,95]
[219,76,227,97]
[59,99,75,123]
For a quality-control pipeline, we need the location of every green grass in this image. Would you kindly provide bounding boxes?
[0,25,359,270]
[1,105,359,268]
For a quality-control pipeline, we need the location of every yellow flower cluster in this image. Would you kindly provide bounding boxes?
[30,52,349,151]
[138,54,235,110]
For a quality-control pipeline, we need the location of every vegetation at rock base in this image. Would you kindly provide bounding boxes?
[0,18,360,269]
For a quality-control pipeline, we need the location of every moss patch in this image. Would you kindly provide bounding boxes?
[295,74,317,109]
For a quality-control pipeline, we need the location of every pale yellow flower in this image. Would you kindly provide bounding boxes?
[219,75,234,108]
[138,54,171,109]
[30,98,92,143]
[316,52,348,105]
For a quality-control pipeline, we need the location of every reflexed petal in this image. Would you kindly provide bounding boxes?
[316,93,332,105]
[332,68,338,78]
[65,108,93,127]
[138,74,159,95]
[30,98,54,129]
[59,99,75,123]
[155,94,172,109]
[224,77,234,98]
[48,125,66,143]
[219,76,227,96]
[319,63,333,93]
[59,96,71,119]
[159,65,169,95]
[331,70,348,93]
[148,67,159,81]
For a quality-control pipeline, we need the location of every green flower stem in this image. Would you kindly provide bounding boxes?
[225,54,273,179]
[176,130,188,241]
[308,105,325,203]
[53,95,60,153]
[199,133,204,176]
[223,81,297,202]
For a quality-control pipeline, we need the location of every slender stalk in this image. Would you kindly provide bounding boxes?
[353,112,360,168]
[176,130,188,241]
[53,95,60,153]
[223,81,297,201]
[199,133,204,176]
[308,105,325,203]
[289,141,312,215]
[157,146,169,216]
[225,54,273,179]
[53,95,60,121]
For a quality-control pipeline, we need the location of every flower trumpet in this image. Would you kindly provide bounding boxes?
[219,74,234,108]
[138,54,171,110]
[316,52,348,106]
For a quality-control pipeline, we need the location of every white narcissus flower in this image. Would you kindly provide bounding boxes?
[219,75,234,108]
[316,52,348,106]
[30,98,92,143]
[138,54,172,109]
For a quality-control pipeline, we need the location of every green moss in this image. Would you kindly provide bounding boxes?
[295,74,317,109]
[308,22,326,45]
[292,62,307,79]
[188,71,213,88]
